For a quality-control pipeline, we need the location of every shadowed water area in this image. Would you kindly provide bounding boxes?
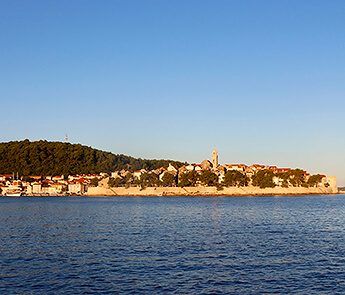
[1,196,345,294]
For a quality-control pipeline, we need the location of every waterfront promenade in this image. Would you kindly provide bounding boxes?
[87,186,338,197]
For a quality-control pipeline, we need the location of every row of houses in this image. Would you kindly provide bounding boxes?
[110,161,327,187]
[0,173,106,196]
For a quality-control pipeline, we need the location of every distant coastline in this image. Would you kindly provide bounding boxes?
[0,143,338,197]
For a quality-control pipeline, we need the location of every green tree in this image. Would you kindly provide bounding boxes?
[132,177,141,187]
[281,179,289,188]
[288,169,306,187]
[275,171,289,187]
[252,170,275,188]
[161,173,176,187]
[108,177,124,187]
[0,140,186,176]
[307,174,323,187]
[123,172,133,187]
[199,170,218,186]
[178,171,199,187]
[223,170,249,187]
[137,172,161,189]
[90,177,99,187]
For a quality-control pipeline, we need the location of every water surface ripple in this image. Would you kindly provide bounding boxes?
[1,195,345,294]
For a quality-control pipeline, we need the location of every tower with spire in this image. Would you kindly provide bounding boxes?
[212,148,218,168]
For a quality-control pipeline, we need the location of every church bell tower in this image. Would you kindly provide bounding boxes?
[212,148,218,168]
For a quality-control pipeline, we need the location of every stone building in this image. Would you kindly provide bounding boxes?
[201,159,212,170]
[327,176,337,188]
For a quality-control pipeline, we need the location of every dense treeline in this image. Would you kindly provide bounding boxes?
[0,140,185,176]
[107,169,325,190]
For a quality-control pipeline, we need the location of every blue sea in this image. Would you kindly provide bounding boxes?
[1,195,345,294]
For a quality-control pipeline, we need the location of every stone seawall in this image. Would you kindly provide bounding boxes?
[87,186,338,196]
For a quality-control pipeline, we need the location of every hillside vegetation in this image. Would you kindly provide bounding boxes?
[0,140,184,176]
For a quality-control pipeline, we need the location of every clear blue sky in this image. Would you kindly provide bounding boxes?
[1,1,345,185]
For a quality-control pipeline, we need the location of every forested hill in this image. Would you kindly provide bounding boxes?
[0,140,185,176]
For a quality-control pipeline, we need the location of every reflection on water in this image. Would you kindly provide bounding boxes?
[1,196,345,294]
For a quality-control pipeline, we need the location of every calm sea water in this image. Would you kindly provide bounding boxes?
[1,195,345,294]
